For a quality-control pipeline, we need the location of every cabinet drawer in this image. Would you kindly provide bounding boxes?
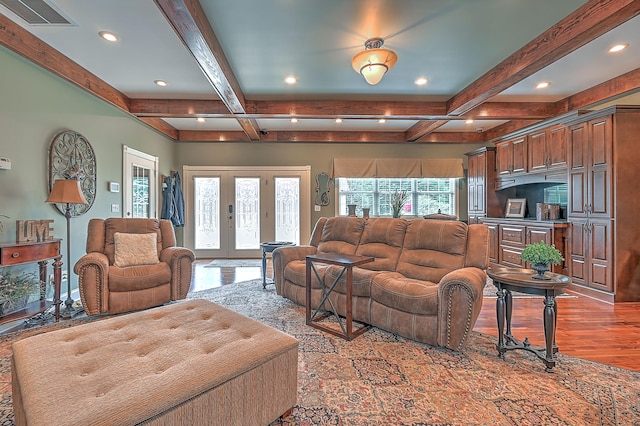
[500,225,526,246]
[0,241,60,266]
[500,246,525,268]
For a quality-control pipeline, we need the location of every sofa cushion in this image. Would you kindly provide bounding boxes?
[109,262,172,292]
[317,217,365,256]
[396,220,467,283]
[283,259,326,289]
[323,266,379,297]
[355,218,407,271]
[371,272,439,315]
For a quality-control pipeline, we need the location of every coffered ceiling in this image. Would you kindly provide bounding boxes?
[0,0,639,143]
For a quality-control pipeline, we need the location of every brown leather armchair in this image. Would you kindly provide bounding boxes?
[74,218,195,315]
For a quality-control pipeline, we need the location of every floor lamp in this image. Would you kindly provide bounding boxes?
[46,179,88,318]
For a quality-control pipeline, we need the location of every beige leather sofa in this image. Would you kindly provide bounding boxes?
[273,217,489,351]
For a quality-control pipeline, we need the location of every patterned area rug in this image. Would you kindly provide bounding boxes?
[1,280,638,425]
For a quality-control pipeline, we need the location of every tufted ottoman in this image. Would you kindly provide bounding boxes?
[11,299,298,426]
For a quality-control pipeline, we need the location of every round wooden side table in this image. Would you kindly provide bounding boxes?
[487,266,571,372]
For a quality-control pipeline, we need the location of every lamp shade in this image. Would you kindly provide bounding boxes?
[46,179,88,205]
[352,38,398,85]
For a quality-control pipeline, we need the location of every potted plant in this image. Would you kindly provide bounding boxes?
[390,190,408,218]
[0,269,40,316]
[520,242,564,280]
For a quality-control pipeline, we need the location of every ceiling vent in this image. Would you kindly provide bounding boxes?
[0,0,73,25]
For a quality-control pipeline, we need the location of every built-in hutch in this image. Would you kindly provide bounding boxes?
[466,105,640,303]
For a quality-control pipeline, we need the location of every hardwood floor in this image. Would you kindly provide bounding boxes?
[192,260,640,373]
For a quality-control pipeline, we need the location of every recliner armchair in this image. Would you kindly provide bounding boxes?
[74,218,195,315]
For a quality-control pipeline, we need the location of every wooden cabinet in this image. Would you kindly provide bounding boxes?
[566,107,640,302]
[480,218,567,274]
[568,116,612,218]
[528,125,567,173]
[496,136,527,176]
[465,147,510,224]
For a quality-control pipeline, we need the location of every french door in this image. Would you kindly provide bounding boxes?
[183,166,311,258]
[122,146,159,218]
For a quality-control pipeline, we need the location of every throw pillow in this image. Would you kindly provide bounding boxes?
[113,232,159,267]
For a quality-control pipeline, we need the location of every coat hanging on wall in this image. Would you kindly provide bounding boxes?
[161,171,185,227]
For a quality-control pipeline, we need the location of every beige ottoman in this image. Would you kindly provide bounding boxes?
[11,299,298,426]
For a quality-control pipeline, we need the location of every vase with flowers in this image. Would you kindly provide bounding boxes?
[520,242,564,280]
[390,190,408,218]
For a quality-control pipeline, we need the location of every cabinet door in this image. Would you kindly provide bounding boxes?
[527,130,547,172]
[511,137,527,174]
[547,125,567,169]
[467,154,477,213]
[527,226,552,245]
[495,142,512,176]
[588,116,612,218]
[486,223,499,265]
[568,219,587,286]
[589,219,613,292]
[568,123,588,217]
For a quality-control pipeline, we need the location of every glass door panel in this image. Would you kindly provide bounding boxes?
[194,177,220,250]
[234,177,260,250]
[275,177,300,245]
[132,165,150,218]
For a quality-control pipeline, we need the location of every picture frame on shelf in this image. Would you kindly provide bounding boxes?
[505,198,527,218]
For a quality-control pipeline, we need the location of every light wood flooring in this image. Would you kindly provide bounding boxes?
[192,260,640,373]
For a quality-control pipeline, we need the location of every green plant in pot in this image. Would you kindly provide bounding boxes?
[520,242,564,280]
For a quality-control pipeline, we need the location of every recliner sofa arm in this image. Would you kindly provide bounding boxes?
[272,245,318,294]
[437,267,487,351]
[160,247,195,300]
[74,252,110,316]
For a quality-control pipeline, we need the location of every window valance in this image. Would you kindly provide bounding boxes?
[332,158,463,178]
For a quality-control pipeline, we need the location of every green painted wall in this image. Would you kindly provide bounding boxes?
[0,47,178,293]
[177,141,487,226]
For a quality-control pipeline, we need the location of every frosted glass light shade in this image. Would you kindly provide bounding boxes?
[352,41,398,85]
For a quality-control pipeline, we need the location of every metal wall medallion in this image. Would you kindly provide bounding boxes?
[48,130,97,216]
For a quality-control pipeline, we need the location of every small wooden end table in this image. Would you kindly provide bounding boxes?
[305,253,374,340]
[487,266,571,372]
[260,241,294,288]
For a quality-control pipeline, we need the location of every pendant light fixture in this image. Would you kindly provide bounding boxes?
[352,38,398,85]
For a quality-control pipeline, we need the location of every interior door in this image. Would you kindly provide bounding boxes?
[123,146,159,218]
[184,166,311,259]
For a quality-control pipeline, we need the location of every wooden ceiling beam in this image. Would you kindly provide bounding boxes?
[138,118,179,140]
[446,0,640,116]
[405,120,449,141]
[129,98,557,121]
[154,0,260,140]
[0,13,130,112]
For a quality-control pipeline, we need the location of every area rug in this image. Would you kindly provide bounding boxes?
[1,282,637,425]
[203,258,262,267]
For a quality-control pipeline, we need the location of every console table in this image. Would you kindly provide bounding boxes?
[0,239,62,323]
[487,266,571,372]
[305,253,374,340]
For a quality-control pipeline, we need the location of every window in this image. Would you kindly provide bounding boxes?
[336,177,458,217]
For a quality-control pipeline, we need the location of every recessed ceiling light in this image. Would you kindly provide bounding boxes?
[335,118,343,123]
[284,76,297,85]
[154,80,168,87]
[290,118,298,123]
[465,119,474,124]
[378,119,386,124]
[98,31,118,42]
[609,43,629,53]
[536,81,551,89]
[196,117,205,123]
[415,77,428,86]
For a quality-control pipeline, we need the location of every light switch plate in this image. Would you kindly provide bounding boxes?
[111,203,120,213]
[314,205,321,211]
